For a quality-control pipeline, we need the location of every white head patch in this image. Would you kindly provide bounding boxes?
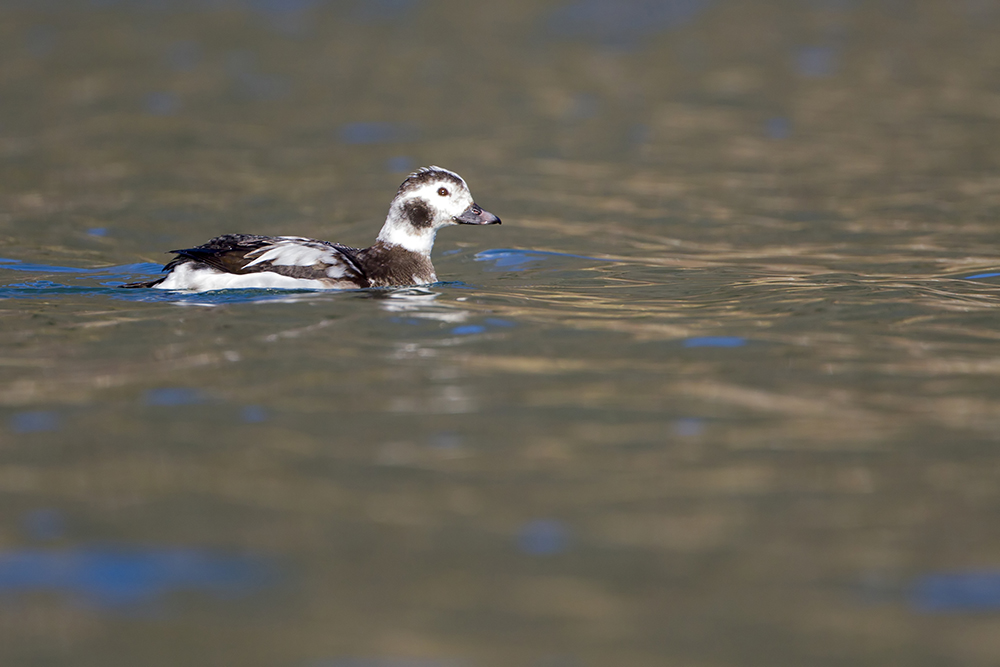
[376,166,476,255]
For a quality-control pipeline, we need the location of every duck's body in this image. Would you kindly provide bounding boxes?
[123,166,500,291]
[145,234,434,291]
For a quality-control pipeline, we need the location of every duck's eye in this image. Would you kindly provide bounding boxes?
[437,187,449,197]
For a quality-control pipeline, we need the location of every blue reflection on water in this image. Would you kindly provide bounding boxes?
[164,40,201,71]
[549,0,713,45]
[795,45,839,78]
[451,325,486,335]
[250,0,323,14]
[672,418,704,436]
[429,431,462,451]
[145,387,207,406]
[339,122,419,145]
[144,91,180,116]
[911,572,1000,613]
[807,0,853,10]
[0,547,277,609]
[9,410,61,433]
[567,93,599,120]
[16,0,429,25]
[629,123,651,147]
[22,509,66,541]
[474,248,612,271]
[241,405,269,423]
[24,25,58,58]
[475,250,547,270]
[964,0,1000,21]
[518,519,570,556]
[226,50,293,100]
[0,258,159,275]
[765,117,791,140]
[683,336,746,348]
[353,0,423,22]
[310,659,465,667]
[386,155,414,173]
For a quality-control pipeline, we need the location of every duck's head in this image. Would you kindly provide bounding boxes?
[377,166,500,255]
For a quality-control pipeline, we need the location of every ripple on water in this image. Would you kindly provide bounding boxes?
[0,258,351,304]
[473,248,615,271]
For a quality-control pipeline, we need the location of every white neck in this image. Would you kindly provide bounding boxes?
[376,221,437,255]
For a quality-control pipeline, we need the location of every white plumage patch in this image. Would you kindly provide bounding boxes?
[377,225,436,255]
[154,262,329,292]
[377,172,476,254]
[243,237,342,268]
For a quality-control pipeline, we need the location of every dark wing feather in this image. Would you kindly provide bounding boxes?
[166,234,277,274]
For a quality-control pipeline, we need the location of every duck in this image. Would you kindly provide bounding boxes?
[122,166,500,291]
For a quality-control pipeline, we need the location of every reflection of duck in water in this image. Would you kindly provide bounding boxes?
[123,166,500,292]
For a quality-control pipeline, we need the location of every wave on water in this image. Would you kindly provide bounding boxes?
[0,258,356,304]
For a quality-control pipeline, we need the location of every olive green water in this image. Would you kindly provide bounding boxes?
[3,1,1000,665]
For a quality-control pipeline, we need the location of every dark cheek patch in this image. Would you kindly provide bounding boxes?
[403,199,432,228]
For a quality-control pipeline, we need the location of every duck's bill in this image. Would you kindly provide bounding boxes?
[454,204,501,225]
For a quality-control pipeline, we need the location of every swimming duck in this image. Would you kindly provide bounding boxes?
[122,166,500,291]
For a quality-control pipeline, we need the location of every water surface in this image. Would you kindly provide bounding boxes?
[3,1,1000,665]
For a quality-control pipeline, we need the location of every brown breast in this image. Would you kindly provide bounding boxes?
[356,242,437,287]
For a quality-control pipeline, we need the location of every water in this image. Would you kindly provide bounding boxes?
[2,0,1000,665]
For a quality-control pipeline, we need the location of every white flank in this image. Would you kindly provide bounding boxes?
[153,263,330,292]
